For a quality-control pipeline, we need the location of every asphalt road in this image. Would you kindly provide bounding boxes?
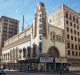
[5,71,80,75]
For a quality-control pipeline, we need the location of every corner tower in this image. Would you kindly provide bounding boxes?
[32,2,47,38]
[32,2,47,55]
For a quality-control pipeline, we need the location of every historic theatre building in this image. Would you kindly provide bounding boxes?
[1,2,80,71]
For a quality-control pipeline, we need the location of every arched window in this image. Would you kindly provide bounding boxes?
[48,46,60,57]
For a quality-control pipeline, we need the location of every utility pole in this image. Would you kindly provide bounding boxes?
[22,15,24,31]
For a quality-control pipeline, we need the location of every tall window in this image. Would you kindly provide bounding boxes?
[32,44,37,58]
[67,34,69,39]
[27,47,31,58]
[76,18,78,23]
[77,25,79,29]
[23,48,26,58]
[70,22,72,26]
[71,36,73,40]
[75,37,77,41]
[65,12,68,18]
[67,27,69,32]
[76,52,78,56]
[72,51,74,56]
[74,30,76,34]
[71,44,74,49]
[75,44,77,50]
[66,20,68,24]
[68,50,70,55]
[67,43,70,48]
[70,29,73,33]
[78,32,79,35]
[73,16,75,22]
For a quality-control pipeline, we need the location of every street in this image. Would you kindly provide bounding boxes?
[5,71,80,75]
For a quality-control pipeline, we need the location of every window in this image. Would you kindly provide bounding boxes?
[66,20,68,24]
[75,37,77,41]
[78,32,79,35]
[74,24,76,28]
[70,29,73,33]
[76,18,78,23]
[71,36,73,40]
[23,48,26,58]
[67,34,69,39]
[27,47,31,58]
[77,25,79,29]
[74,30,76,34]
[65,12,68,18]
[67,27,69,32]
[72,51,74,55]
[68,50,70,55]
[73,16,75,22]
[32,44,37,57]
[71,44,74,49]
[70,22,72,26]
[67,43,70,48]
[76,52,78,56]
[75,44,77,50]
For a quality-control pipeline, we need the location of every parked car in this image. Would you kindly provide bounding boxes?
[0,68,6,75]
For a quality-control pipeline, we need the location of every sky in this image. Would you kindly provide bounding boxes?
[0,0,80,32]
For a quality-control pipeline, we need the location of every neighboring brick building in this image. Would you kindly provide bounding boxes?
[0,16,19,55]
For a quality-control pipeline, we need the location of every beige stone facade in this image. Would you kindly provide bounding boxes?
[48,4,80,71]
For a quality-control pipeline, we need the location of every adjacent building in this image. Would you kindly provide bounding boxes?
[0,16,19,55]
[48,4,80,71]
